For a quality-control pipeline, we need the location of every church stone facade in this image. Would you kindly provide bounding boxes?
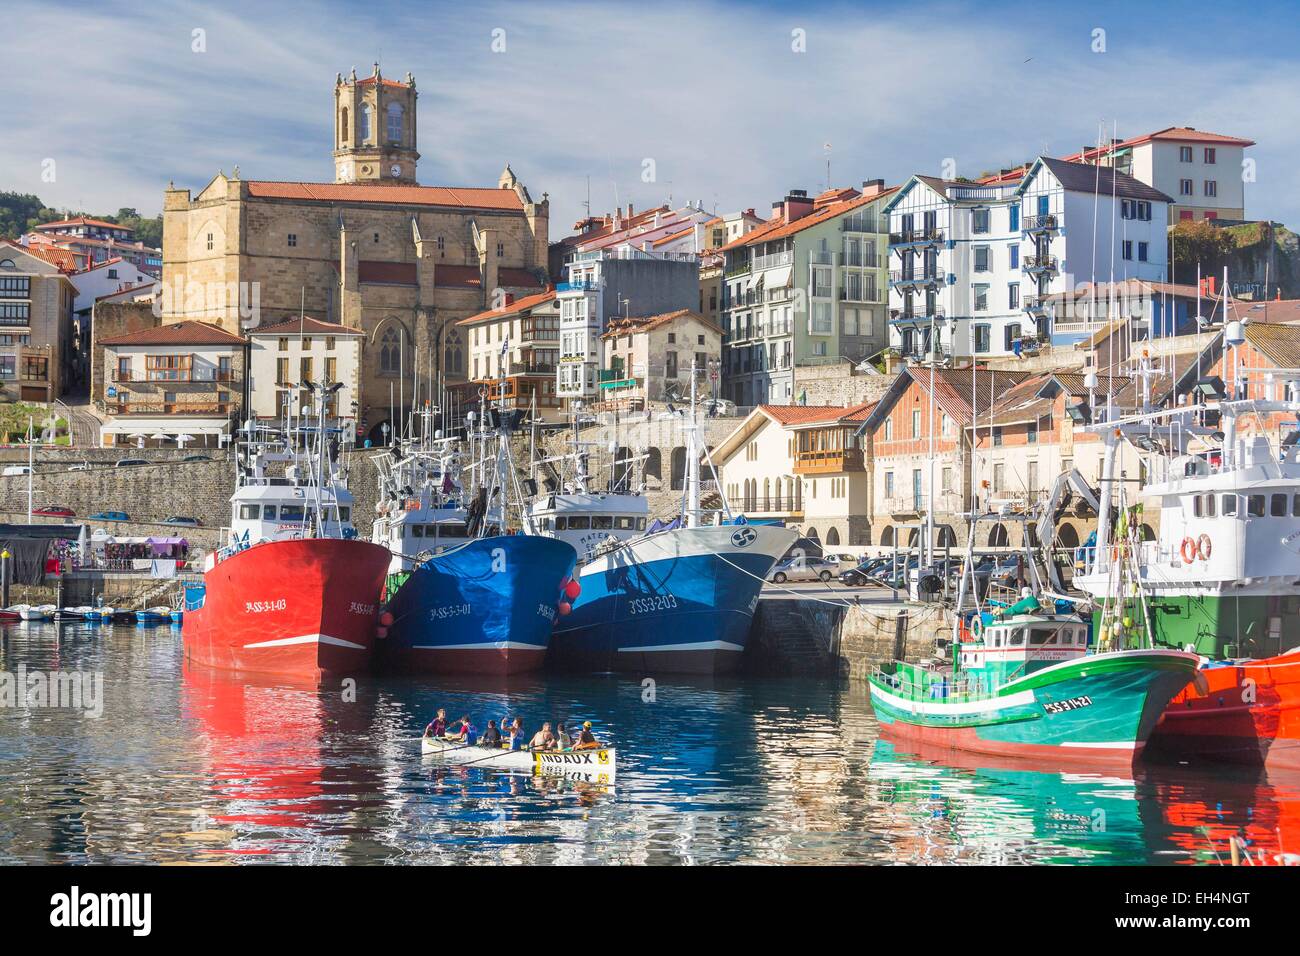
[160,65,550,441]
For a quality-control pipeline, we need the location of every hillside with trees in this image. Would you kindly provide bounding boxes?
[0,192,162,247]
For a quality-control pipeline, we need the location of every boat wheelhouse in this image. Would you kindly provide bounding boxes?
[528,491,648,563]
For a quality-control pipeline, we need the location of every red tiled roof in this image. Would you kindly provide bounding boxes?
[499,267,545,288]
[458,290,557,326]
[358,260,416,285]
[100,320,245,347]
[759,403,850,425]
[245,181,523,211]
[718,188,898,252]
[35,216,129,231]
[94,282,156,303]
[601,308,721,338]
[248,316,362,336]
[356,76,411,89]
[0,239,79,274]
[434,264,482,289]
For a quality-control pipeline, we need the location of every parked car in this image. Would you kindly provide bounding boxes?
[115,458,149,467]
[67,462,92,472]
[872,556,921,589]
[181,455,211,462]
[768,555,840,584]
[2,466,32,477]
[89,511,130,522]
[838,557,892,587]
[161,516,202,527]
[32,505,75,518]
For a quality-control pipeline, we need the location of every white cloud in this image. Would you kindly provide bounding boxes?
[2,0,1296,231]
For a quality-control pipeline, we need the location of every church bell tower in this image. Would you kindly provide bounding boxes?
[333,64,420,185]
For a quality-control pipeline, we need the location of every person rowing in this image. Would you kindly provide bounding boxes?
[555,722,573,750]
[480,719,503,748]
[423,708,448,739]
[573,721,602,751]
[529,722,557,752]
[506,717,525,751]
[446,715,473,742]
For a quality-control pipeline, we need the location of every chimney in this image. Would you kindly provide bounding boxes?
[784,189,814,222]
[628,202,634,217]
[771,199,784,219]
[861,178,885,197]
[502,292,515,308]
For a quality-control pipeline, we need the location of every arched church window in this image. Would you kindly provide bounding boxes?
[379,325,403,376]
[444,328,464,376]
[340,107,349,144]
[386,102,404,144]
[359,104,372,144]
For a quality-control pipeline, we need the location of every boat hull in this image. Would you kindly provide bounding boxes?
[421,736,616,783]
[182,538,390,681]
[380,535,576,675]
[1148,652,1300,770]
[550,524,796,675]
[869,649,1200,768]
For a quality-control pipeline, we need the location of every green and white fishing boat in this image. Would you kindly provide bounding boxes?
[868,609,1199,767]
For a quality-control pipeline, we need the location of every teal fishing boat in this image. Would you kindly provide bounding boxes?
[868,610,1199,767]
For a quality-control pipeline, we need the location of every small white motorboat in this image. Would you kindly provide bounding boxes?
[19,604,55,622]
[54,606,93,621]
[420,735,617,782]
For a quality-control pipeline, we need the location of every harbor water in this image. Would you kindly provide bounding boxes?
[1,621,1297,865]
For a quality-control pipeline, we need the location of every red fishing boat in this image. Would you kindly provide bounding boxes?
[1149,653,1300,770]
[183,390,389,681]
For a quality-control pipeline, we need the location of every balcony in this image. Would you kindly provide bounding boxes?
[724,260,752,279]
[752,250,793,271]
[1023,295,1052,316]
[556,279,598,293]
[840,285,881,303]
[889,271,941,291]
[1022,214,1058,235]
[111,370,238,384]
[519,324,559,344]
[1022,254,1059,275]
[793,447,864,475]
[890,307,945,324]
[508,360,556,375]
[888,228,945,250]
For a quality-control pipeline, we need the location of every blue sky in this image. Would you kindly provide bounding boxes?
[4,0,1300,231]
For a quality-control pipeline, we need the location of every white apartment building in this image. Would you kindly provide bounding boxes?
[886,176,1022,362]
[247,316,363,434]
[1017,157,1171,343]
[556,248,699,404]
[887,158,1171,360]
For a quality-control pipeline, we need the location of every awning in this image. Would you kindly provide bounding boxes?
[765,265,793,288]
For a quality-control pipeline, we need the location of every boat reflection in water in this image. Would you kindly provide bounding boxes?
[868,738,1300,865]
[180,662,384,859]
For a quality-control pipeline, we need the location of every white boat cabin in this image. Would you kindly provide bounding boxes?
[529,491,649,563]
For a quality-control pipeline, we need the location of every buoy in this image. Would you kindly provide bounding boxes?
[564,579,581,600]
[557,601,572,616]
[379,611,394,627]
[1122,616,1132,629]
[376,626,388,639]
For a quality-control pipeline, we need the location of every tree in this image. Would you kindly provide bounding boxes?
[1169,220,1237,285]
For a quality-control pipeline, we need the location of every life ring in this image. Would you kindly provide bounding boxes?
[1197,533,1212,561]
[1180,536,1197,563]
[969,614,983,639]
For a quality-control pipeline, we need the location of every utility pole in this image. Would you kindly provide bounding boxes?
[27,415,34,524]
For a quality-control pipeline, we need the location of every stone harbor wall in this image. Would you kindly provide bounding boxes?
[747,596,951,680]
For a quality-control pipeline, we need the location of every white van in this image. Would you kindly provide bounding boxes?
[2,466,32,477]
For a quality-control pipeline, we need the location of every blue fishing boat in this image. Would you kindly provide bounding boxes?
[374,403,577,674]
[382,534,576,674]
[546,365,796,674]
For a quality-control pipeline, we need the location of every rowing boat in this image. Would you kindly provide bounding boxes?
[420,735,617,782]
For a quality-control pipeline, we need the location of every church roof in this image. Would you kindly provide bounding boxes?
[245,181,524,211]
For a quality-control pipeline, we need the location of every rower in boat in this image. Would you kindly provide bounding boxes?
[447,715,473,742]
[529,722,557,752]
[574,721,602,751]
[481,720,503,748]
[556,722,572,749]
[423,709,448,739]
